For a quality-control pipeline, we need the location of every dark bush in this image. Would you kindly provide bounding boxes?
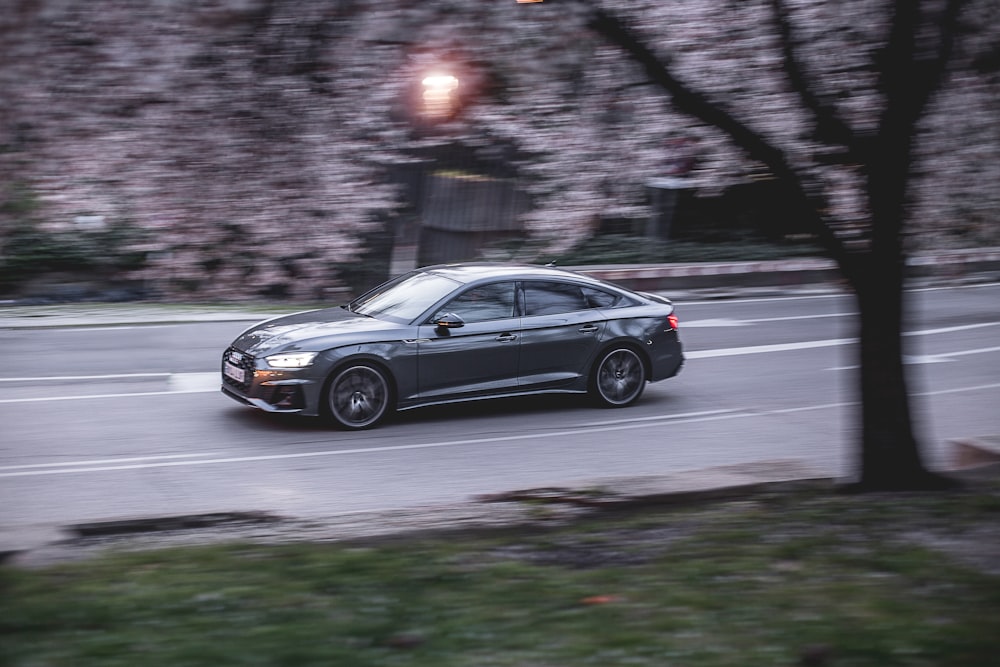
[0,188,149,293]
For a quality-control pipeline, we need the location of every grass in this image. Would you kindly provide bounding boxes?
[3,477,1000,667]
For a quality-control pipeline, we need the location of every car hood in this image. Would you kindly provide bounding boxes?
[232,306,407,355]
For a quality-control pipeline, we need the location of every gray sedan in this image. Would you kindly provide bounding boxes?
[221,263,683,429]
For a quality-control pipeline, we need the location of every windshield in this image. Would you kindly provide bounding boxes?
[349,270,462,323]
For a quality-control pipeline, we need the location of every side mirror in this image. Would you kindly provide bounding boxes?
[433,312,465,330]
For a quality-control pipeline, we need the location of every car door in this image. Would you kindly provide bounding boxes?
[415,281,520,400]
[517,280,607,390]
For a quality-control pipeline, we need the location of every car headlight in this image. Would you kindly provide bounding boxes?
[265,351,319,369]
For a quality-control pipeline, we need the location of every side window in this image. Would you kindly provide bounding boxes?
[522,281,590,316]
[582,286,627,309]
[432,282,516,324]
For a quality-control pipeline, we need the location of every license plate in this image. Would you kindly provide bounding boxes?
[224,362,246,383]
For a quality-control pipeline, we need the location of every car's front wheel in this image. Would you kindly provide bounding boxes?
[325,363,393,429]
[590,346,647,407]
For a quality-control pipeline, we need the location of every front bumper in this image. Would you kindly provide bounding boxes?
[221,346,321,415]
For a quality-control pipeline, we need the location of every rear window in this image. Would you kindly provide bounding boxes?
[582,286,631,309]
[522,281,589,316]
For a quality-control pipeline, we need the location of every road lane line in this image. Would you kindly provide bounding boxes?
[53,325,180,332]
[0,373,171,382]
[680,293,850,306]
[0,388,216,404]
[168,372,220,392]
[578,408,740,427]
[828,345,1000,370]
[0,372,219,403]
[0,452,223,471]
[942,345,1000,358]
[679,281,1000,307]
[685,313,846,327]
[749,313,845,323]
[686,338,853,359]
[687,321,1000,359]
[904,322,1000,337]
[913,381,1000,397]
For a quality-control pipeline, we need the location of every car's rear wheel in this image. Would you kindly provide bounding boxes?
[325,363,393,429]
[591,346,646,407]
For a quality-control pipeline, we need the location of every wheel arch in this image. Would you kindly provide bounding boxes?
[319,354,399,426]
[588,339,651,407]
[590,337,652,379]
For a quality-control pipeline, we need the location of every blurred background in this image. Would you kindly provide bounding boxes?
[1,0,997,303]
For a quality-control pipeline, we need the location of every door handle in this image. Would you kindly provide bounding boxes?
[495,333,517,342]
[579,324,599,333]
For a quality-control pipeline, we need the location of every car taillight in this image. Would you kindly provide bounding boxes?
[667,313,679,331]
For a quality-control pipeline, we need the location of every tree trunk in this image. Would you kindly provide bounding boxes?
[846,254,958,491]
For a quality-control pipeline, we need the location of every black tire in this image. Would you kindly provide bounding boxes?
[590,346,647,407]
[325,363,393,429]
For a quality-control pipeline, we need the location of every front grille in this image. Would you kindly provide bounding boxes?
[222,347,255,391]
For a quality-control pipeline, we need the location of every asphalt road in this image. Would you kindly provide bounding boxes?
[2,282,998,535]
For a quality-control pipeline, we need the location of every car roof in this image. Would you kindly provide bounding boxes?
[419,262,617,288]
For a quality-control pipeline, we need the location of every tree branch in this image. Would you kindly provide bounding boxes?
[769,0,856,149]
[581,4,853,276]
[881,0,968,129]
[914,0,969,110]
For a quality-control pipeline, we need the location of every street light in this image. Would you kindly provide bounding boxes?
[421,74,459,118]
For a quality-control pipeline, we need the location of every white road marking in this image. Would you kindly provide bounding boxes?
[680,293,850,306]
[679,280,1000,307]
[0,372,219,403]
[578,408,739,427]
[3,385,998,479]
[905,322,1000,336]
[913,381,1000,397]
[0,388,217,404]
[684,313,845,327]
[750,312,846,323]
[53,325,180,332]
[827,345,1000,370]
[168,372,220,392]
[944,345,1000,358]
[687,321,1000,360]
[0,373,171,382]
[0,452,223,471]
[686,338,852,359]
[683,318,752,328]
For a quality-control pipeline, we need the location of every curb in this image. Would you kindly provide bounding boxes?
[580,257,840,291]
[579,248,1000,292]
